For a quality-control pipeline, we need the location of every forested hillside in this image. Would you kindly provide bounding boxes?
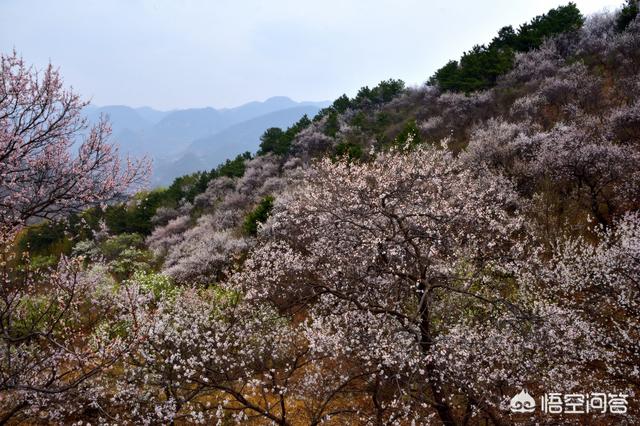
[2,2,640,424]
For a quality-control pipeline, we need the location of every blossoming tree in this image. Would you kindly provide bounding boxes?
[0,51,148,423]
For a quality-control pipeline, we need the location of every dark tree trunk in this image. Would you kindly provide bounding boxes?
[419,301,458,426]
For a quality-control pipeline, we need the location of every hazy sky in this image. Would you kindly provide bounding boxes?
[0,0,623,110]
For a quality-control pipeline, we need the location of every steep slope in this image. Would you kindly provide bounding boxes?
[15,4,640,424]
[148,3,640,280]
[139,9,640,424]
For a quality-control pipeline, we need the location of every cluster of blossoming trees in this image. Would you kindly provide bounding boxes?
[0,51,151,422]
[2,7,640,426]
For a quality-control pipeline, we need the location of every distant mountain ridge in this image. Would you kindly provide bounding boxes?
[84,97,330,185]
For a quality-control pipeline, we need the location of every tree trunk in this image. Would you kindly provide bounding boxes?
[419,302,458,426]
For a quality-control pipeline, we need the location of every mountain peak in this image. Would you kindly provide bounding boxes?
[264,96,294,104]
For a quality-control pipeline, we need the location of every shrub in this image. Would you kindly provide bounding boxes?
[242,196,275,236]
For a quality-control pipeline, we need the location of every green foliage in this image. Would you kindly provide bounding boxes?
[430,46,515,92]
[164,152,251,206]
[74,233,153,281]
[99,233,145,261]
[130,270,179,301]
[242,195,275,236]
[324,111,340,137]
[9,294,63,338]
[258,127,287,155]
[258,115,312,156]
[101,190,165,236]
[351,111,366,128]
[313,107,331,122]
[94,318,129,340]
[310,81,406,141]
[108,248,152,280]
[334,141,363,161]
[464,46,514,91]
[173,152,250,200]
[72,240,101,261]
[354,86,372,105]
[294,113,312,130]
[428,61,460,91]
[375,79,407,103]
[353,79,406,107]
[164,173,206,206]
[13,151,255,260]
[332,94,352,113]
[514,3,583,51]
[210,285,242,311]
[71,209,101,241]
[14,221,75,272]
[616,0,639,32]
[16,220,72,258]
[27,254,59,270]
[216,152,252,178]
[429,3,584,92]
[393,119,421,148]
[491,26,518,49]
[17,222,60,254]
[314,80,406,123]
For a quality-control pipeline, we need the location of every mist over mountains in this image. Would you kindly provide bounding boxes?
[84,96,329,185]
